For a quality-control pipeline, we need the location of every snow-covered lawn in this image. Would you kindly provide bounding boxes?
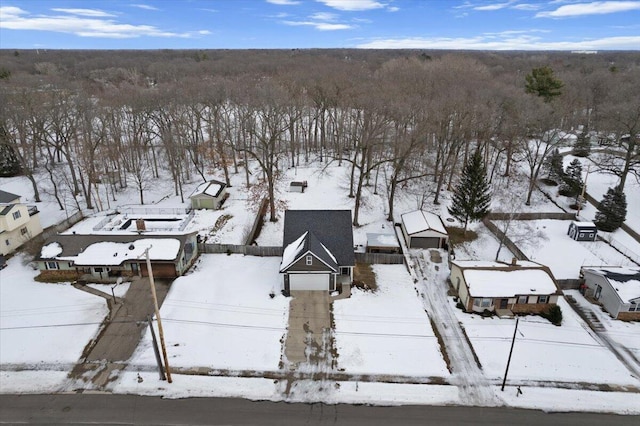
[565,290,640,362]
[333,265,449,377]
[0,255,108,366]
[451,297,639,387]
[128,254,289,371]
[502,219,635,279]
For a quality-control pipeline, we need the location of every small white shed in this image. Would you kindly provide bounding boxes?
[401,210,449,249]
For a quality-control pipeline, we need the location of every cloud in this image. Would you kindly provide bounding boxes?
[266,0,301,5]
[316,0,386,11]
[50,8,116,17]
[511,3,542,10]
[0,6,206,39]
[473,1,517,11]
[536,1,640,18]
[130,4,160,11]
[310,12,338,20]
[357,33,640,50]
[283,20,353,30]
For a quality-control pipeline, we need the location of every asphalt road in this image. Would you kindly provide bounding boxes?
[0,394,636,426]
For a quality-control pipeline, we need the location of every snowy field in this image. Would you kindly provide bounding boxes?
[0,255,108,366]
[128,254,289,372]
[333,265,450,377]
[502,219,636,279]
[451,297,639,387]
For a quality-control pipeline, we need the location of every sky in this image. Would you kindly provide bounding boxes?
[0,0,639,50]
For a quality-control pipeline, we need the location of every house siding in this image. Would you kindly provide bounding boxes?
[286,253,335,272]
[0,206,43,256]
[583,270,626,319]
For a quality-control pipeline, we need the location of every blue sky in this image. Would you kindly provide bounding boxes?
[1,1,639,50]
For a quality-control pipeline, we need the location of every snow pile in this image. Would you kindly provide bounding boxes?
[40,242,62,258]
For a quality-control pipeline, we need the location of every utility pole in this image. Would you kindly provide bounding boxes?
[145,247,172,383]
[501,316,519,392]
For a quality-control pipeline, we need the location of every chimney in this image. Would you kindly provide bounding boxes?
[511,257,518,266]
[135,219,146,231]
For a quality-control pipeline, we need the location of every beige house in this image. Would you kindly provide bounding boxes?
[450,259,562,316]
[0,190,43,256]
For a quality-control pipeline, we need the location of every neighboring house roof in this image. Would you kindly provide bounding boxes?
[571,221,597,228]
[282,210,355,267]
[401,210,448,236]
[190,180,226,199]
[0,204,16,216]
[280,230,338,272]
[39,233,194,265]
[452,260,559,298]
[366,233,399,248]
[583,267,640,304]
[0,190,20,204]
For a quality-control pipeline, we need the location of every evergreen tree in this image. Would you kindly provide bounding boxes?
[558,159,583,198]
[573,131,591,157]
[448,150,492,234]
[0,143,21,177]
[543,148,564,184]
[525,66,563,102]
[594,186,627,232]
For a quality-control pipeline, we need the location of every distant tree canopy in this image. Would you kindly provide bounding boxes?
[525,66,563,102]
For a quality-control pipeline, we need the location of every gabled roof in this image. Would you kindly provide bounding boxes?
[571,221,597,228]
[0,204,17,216]
[583,267,640,304]
[401,210,448,236]
[38,233,194,265]
[451,260,560,298]
[280,230,338,272]
[190,180,226,199]
[282,210,355,267]
[0,190,20,204]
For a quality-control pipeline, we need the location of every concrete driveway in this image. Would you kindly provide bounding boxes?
[284,291,332,368]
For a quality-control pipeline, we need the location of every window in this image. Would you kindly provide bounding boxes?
[12,210,21,220]
[306,255,312,266]
[340,267,350,275]
[94,267,104,273]
[5,239,9,246]
[629,303,639,312]
[20,227,28,236]
[46,261,59,270]
[473,298,492,308]
[538,295,549,304]
[518,296,528,304]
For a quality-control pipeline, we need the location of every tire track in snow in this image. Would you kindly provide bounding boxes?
[411,251,500,407]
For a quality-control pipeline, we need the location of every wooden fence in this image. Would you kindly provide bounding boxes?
[355,252,405,265]
[481,218,530,261]
[486,212,576,221]
[198,243,282,257]
[244,197,269,245]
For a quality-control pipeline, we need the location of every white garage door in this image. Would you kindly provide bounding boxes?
[289,274,330,291]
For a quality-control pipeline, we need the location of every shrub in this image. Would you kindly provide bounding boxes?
[541,305,563,326]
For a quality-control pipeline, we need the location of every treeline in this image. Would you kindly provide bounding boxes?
[0,49,638,225]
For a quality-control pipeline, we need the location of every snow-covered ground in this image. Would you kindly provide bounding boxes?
[333,265,449,377]
[501,219,636,279]
[451,296,639,386]
[0,255,108,366]
[128,254,289,372]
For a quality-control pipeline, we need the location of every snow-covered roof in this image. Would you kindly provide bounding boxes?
[367,233,399,248]
[571,221,596,228]
[452,260,542,269]
[401,210,448,235]
[190,180,226,199]
[583,267,640,304]
[280,231,307,271]
[59,238,181,266]
[463,268,558,298]
[280,230,338,272]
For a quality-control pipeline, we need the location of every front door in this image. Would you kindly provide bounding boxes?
[499,298,509,309]
[595,285,602,300]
